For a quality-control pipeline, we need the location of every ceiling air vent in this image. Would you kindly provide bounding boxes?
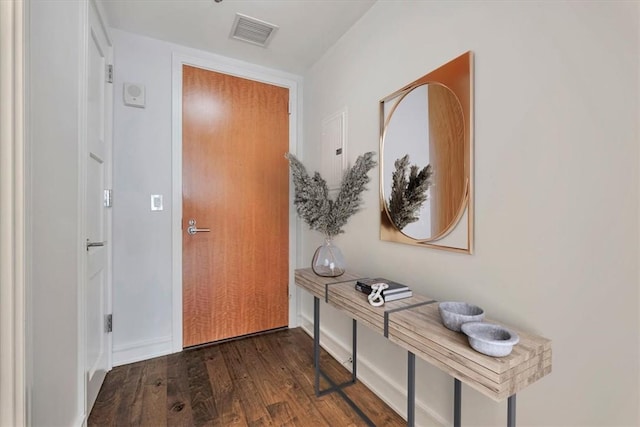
[230,13,279,47]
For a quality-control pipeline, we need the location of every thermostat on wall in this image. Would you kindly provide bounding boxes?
[123,82,145,108]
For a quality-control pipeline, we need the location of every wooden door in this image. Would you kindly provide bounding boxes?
[85,1,112,411]
[182,65,289,348]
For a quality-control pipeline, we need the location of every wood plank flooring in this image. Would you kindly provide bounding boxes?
[88,327,406,427]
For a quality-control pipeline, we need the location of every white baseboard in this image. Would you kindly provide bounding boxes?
[300,314,446,426]
[112,335,173,366]
[75,412,86,427]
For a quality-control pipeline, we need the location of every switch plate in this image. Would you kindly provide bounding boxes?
[151,194,163,211]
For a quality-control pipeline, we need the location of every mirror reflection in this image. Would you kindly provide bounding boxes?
[382,83,466,240]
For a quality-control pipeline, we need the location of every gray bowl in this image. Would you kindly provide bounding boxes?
[461,322,520,357]
[438,301,485,332]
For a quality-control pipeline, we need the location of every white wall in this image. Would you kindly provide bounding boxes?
[302,1,639,426]
[111,29,175,365]
[110,29,302,365]
[29,0,85,425]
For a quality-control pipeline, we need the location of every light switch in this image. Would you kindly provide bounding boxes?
[151,194,163,211]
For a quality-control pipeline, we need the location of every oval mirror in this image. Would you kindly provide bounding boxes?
[382,83,465,240]
[379,51,473,253]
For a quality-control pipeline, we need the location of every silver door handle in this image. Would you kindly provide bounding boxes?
[187,225,210,235]
[86,240,106,250]
[187,219,210,235]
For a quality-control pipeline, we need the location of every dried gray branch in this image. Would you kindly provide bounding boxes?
[285,152,377,237]
[387,154,433,230]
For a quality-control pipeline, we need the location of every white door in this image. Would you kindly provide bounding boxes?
[85,1,112,412]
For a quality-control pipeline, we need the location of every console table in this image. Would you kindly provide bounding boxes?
[295,268,552,427]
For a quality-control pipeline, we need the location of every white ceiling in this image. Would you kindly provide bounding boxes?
[98,0,376,75]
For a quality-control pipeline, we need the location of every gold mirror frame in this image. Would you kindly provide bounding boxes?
[379,51,474,254]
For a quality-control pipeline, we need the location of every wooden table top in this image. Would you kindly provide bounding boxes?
[295,268,552,402]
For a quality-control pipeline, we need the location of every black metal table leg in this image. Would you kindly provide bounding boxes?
[352,319,357,382]
[408,351,415,427]
[312,295,373,425]
[454,378,462,427]
[507,394,516,427]
[314,296,320,396]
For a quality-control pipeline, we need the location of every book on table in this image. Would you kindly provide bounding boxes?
[379,290,413,301]
[355,277,410,294]
[355,277,412,301]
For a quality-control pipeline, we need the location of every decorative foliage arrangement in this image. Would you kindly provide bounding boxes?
[285,152,377,238]
[387,154,433,230]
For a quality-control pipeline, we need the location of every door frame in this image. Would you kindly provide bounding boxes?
[0,0,26,424]
[80,0,113,415]
[171,53,302,352]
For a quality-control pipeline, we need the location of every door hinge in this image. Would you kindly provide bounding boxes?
[104,189,113,208]
[105,314,113,333]
[106,64,113,84]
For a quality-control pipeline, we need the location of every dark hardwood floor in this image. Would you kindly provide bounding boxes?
[88,327,406,426]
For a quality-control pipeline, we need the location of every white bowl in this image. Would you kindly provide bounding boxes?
[438,301,485,332]
[461,322,520,357]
